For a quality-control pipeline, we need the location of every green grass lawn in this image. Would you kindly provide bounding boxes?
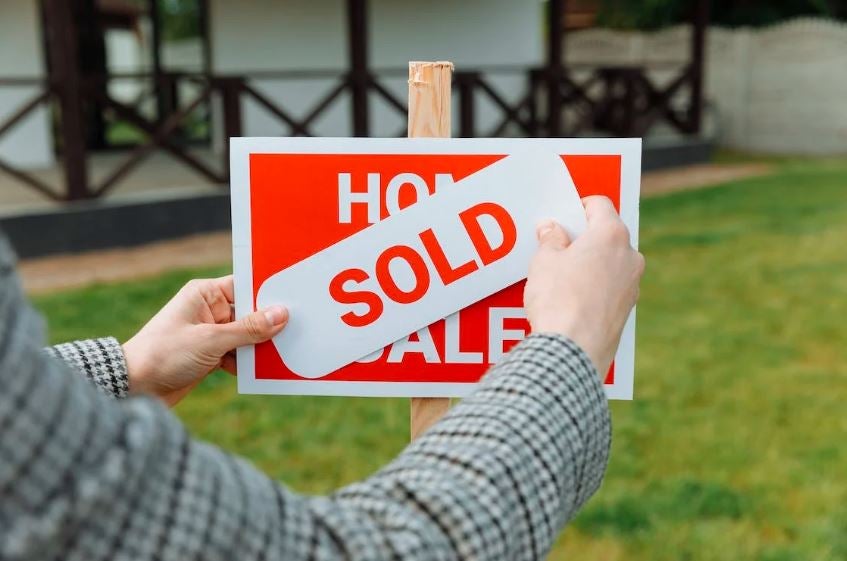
[35,157,847,560]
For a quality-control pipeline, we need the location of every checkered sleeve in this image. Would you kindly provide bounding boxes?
[44,338,129,398]
[329,333,612,559]
[0,232,611,561]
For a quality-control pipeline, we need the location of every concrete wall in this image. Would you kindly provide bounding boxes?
[208,0,543,138]
[566,18,847,154]
[0,0,54,169]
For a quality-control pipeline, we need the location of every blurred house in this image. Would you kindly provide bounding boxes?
[0,0,711,257]
[0,1,710,175]
[1,0,545,173]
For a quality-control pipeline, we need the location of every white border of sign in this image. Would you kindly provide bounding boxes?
[231,137,641,400]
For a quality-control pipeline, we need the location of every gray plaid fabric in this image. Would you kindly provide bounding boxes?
[45,338,129,398]
[0,234,611,560]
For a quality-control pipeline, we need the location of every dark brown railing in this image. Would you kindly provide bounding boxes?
[531,62,705,137]
[0,78,61,201]
[0,61,703,202]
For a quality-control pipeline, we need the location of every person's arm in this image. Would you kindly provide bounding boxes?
[44,338,130,398]
[2,197,641,560]
[43,276,289,404]
[2,283,605,560]
[334,333,609,558]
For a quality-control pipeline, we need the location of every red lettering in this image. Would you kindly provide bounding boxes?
[419,228,479,285]
[375,245,431,304]
[329,268,384,327]
[459,202,517,265]
[331,202,517,328]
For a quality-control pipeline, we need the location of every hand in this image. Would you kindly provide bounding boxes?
[123,276,288,406]
[524,196,645,375]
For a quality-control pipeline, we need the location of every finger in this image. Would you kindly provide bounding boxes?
[211,275,235,303]
[535,219,571,250]
[189,277,235,323]
[220,352,237,376]
[582,196,619,224]
[635,251,646,276]
[203,276,236,320]
[211,305,289,353]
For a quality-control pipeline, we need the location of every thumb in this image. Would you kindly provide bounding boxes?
[536,219,571,250]
[212,305,289,353]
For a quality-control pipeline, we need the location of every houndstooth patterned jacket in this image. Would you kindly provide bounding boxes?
[0,235,611,560]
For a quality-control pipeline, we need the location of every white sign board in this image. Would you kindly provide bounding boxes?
[231,137,641,399]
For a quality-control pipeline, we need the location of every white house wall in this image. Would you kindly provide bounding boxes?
[208,0,543,139]
[0,0,54,170]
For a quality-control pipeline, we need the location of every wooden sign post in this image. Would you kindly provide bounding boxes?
[408,61,453,440]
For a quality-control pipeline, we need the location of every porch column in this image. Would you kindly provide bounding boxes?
[148,0,170,125]
[546,0,566,136]
[689,0,710,134]
[42,0,89,200]
[347,0,369,136]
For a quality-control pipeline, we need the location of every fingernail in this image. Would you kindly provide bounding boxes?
[263,306,288,327]
[536,219,556,240]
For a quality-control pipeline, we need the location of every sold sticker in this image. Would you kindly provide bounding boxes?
[231,138,641,399]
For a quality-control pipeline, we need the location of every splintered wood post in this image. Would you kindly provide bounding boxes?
[409,61,453,441]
